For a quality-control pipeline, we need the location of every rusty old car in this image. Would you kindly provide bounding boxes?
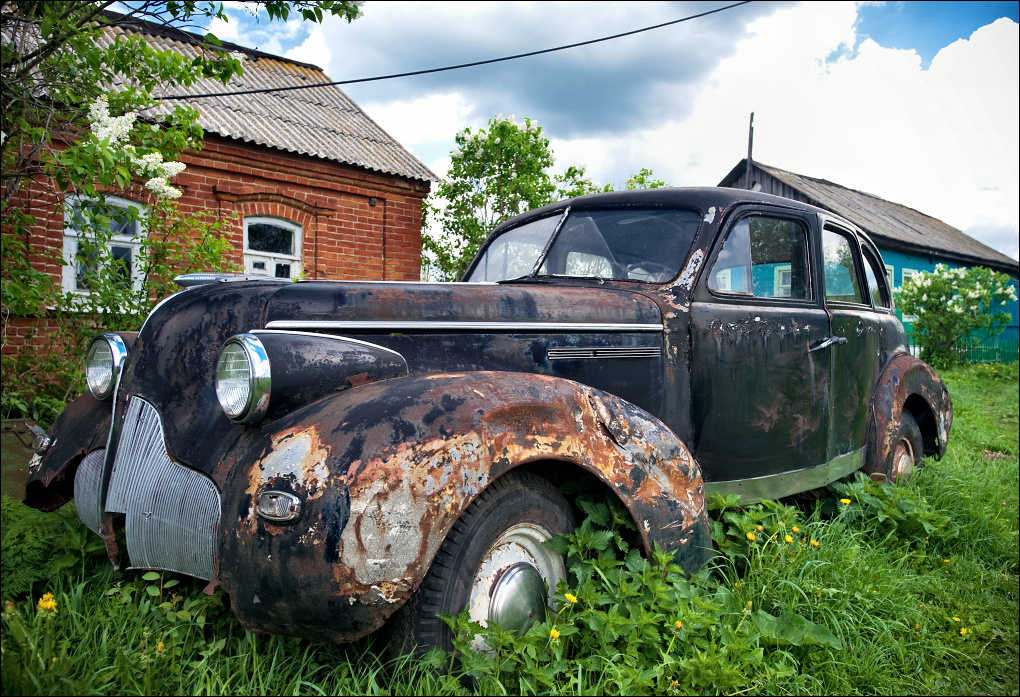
[25,187,951,649]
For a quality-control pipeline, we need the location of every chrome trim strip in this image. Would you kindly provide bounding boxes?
[249,329,407,359]
[548,346,661,360]
[703,448,864,505]
[265,320,664,332]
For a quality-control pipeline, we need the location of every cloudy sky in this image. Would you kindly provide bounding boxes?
[205,1,1019,261]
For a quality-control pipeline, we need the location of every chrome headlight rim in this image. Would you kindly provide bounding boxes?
[215,334,271,424]
[85,333,128,401]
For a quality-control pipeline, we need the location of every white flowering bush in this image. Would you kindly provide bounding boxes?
[87,95,187,199]
[896,264,1018,369]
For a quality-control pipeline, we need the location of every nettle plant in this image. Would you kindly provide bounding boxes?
[896,265,1017,369]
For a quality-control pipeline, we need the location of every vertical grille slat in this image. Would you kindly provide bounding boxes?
[74,449,106,535]
[105,396,221,580]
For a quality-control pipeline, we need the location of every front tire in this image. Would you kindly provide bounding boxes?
[390,470,575,654]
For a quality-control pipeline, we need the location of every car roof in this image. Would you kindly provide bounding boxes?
[489,186,850,236]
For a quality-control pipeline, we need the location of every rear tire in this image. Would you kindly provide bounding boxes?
[389,470,574,656]
[888,411,924,483]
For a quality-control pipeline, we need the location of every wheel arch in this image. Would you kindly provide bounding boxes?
[864,353,953,477]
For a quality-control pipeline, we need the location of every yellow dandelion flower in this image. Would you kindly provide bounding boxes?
[792,526,800,533]
[156,641,165,652]
[915,624,920,629]
[36,593,56,613]
[784,534,793,543]
[674,620,683,629]
[953,617,960,622]
[960,628,968,635]
[747,600,753,608]
[810,539,820,547]
[840,498,851,505]
[564,593,578,604]
[943,559,950,564]
[671,679,680,688]
[550,628,560,641]
[756,525,763,532]
[746,532,756,541]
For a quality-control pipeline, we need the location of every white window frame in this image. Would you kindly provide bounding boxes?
[62,195,146,295]
[884,263,894,288]
[243,216,302,280]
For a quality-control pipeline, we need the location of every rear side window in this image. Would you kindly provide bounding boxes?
[707,216,810,299]
[822,228,865,304]
[861,246,891,308]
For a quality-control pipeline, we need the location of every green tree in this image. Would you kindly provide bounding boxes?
[422,114,669,281]
[423,115,557,281]
[896,264,1018,369]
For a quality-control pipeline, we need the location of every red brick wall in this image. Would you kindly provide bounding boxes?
[176,134,429,281]
[2,135,431,359]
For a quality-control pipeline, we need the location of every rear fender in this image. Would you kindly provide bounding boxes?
[219,371,709,642]
[864,353,952,477]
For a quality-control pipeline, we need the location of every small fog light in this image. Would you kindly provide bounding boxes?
[256,490,302,523]
[33,432,53,455]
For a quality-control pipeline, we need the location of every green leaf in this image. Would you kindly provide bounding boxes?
[752,610,842,649]
[142,571,161,581]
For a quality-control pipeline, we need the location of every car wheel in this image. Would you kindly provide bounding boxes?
[888,411,924,483]
[389,470,575,655]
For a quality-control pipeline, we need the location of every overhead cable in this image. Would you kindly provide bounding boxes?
[157,1,752,100]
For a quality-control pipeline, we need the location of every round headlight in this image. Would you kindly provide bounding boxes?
[85,334,128,400]
[215,334,271,424]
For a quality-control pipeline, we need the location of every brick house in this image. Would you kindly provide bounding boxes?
[3,18,435,358]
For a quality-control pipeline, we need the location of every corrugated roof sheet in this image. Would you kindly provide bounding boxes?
[721,160,1017,274]
[103,24,436,183]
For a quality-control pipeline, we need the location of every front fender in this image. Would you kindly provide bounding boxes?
[219,371,709,642]
[24,392,110,511]
[864,353,952,477]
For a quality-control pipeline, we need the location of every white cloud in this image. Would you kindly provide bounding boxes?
[549,4,1019,259]
[361,92,476,147]
[284,27,331,68]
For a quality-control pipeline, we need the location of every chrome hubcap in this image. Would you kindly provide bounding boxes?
[489,562,548,633]
[892,436,916,482]
[468,523,565,649]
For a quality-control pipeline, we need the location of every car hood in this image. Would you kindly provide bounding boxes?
[262,281,662,327]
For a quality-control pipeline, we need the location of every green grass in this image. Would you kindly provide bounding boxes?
[2,363,1017,695]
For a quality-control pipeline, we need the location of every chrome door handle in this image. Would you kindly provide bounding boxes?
[809,336,848,352]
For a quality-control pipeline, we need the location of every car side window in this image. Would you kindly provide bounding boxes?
[822,228,865,304]
[861,246,891,308]
[707,216,810,299]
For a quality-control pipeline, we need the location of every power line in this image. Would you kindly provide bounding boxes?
[157,1,752,101]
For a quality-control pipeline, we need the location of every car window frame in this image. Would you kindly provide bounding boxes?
[820,220,873,309]
[700,206,819,307]
[859,239,895,313]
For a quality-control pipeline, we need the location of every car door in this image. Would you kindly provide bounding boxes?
[690,207,831,489]
[819,221,886,462]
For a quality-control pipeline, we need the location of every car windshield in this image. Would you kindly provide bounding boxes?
[465,208,702,283]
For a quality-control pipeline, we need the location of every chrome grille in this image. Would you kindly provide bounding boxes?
[106,396,221,580]
[547,346,661,360]
[74,449,105,535]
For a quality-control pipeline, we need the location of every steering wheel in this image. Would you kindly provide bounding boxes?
[625,261,673,282]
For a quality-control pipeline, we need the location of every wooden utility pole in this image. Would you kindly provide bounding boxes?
[745,111,754,187]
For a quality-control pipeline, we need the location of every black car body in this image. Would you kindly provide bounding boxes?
[26,187,952,646]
